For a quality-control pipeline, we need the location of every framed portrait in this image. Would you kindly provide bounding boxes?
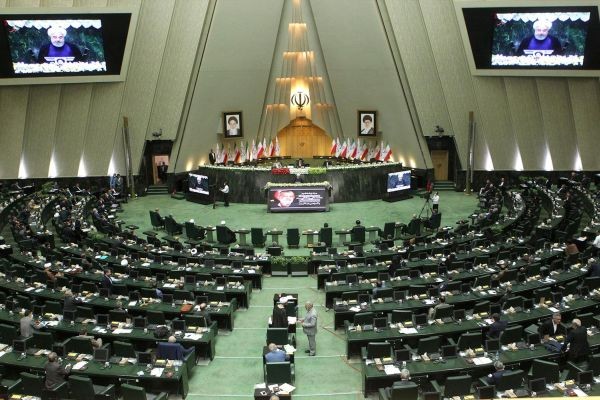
[223,112,243,138]
[358,111,376,136]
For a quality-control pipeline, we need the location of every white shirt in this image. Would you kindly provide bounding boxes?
[432,194,440,205]
[593,235,600,249]
[220,184,229,194]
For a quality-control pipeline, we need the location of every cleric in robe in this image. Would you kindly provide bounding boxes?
[38,26,83,63]
[516,19,562,56]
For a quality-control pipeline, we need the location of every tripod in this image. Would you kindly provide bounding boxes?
[418,193,433,219]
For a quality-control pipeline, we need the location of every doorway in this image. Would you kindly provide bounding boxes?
[430,150,449,181]
[153,155,169,185]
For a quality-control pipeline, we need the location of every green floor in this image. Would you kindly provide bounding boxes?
[119,192,477,399]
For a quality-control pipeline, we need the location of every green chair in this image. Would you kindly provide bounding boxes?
[68,375,115,400]
[32,331,54,350]
[432,375,472,398]
[265,361,294,385]
[113,340,136,358]
[19,372,44,397]
[379,381,419,400]
[318,227,333,247]
[266,328,290,346]
[529,359,567,383]
[147,310,166,325]
[44,301,62,314]
[120,383,168,400]
[251,228,266,247]
[164,216,183,236]
[286,228,300,248]
[0,324,17,345]
[63,336,94,355]
[149,211,165,230]
[0,377,21,399]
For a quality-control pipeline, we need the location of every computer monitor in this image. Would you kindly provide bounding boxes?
[409,269,420,279]
[428,287,439,298]
[71,284,81,294]
[367,342,391,359]
[162,294,173,304]
[523,298,534,311]
[172,319,186,331]
[99,288,110,298]
[33,305,44,316]
[133,316,147,329]
[129,270,139,280]
[454,309,466,321]
[93,348,109,363]
[529,377,547,393]
[489,303,501,316]
[528,333,540,346]
[204,259,215,268]
[129,291,140,301]
[578,370,594,386]
[486,339,500,352]
[414,313,428,326]
[395,349,410,361]
[137,351,152,365]
[328,247,338,255]
[178,257,187,266]
[477,385,495,399]
[109,310,127,323]
[215,276,227,286]
[63,310,76,322]
[346,274,358,285]
[357,294,371,304]
[442,344,457,358]
[336,260,347,269]
[12,340,25,353]
[96,314,109,325]
[373,317,388,329]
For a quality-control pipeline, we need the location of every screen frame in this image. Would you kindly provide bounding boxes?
[454,0,600,77]
[387,170,411,193]
[267,186,330,212]
[188,173,209,196]
[0,5,139,85]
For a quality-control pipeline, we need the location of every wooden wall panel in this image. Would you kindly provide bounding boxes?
[0,88,29,178]
[52,84,93,176]
[21,85,62,178]
[504,78,546,170]
[568,78,600,170]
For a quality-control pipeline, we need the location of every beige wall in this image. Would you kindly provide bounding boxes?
[2,0,599,179]
[0,0,209,179]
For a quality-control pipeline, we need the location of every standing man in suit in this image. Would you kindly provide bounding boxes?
[488,313,507,338]
[562,318,590,362]
[208,149,216,165]
[102,268,113,291]
[299,301,317,356]
[540,312,566,341]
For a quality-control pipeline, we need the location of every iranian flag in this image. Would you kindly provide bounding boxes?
[256,138,264,158]
[335,137,342,157]
[262,137,268,158]
[223,145,229,164]
[250,139,256,161]
[382,143,392,161]
[372,141,380,161]
[339,138,348,158]
[329,138,337,155]
[234,143,241,164]
[348,139,357,159]
[275,136,280,156]
[359,141,369,161]
[268,137,275,157]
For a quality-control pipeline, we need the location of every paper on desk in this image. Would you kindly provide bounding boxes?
[400,328,418,334]
[254,383,266,389]
[548,307,559,313]
[128,301,137,307]
[287,316,297,325]
[184,333,202,341]
[46,321,59,327]
[349,306,361,312]
[384,365,401,375]
[112,329,132,334]
[283,344,296,354]
[151,368,164,377]
[571,388,588,397]
[473,357,493,365]
[423,299,435,305]
[278,383,296,393]
[72,361,87,370]
[248,269,256,274]
[216,286,225,291]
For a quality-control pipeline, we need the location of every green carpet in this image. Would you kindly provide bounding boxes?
[119,193,477,399]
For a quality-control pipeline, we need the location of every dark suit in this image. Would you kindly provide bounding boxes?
[488,320,508,338]
[272,306,287,328]
[563,326,590,362]
[487,370,505,385]
[540,320,566,339]
[209,151,216,165]
[63,295,80,313]
[45,360,69,389]
[102,275,113,290]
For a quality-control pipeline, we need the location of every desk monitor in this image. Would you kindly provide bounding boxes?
[336,260,347,269]
[99,288,109,298]
[393,290,406,301]
[486,338,500,352]
[137,351,152,365]
[579,286,590,297]
[489,303,501,316]
[328,247,338,255]
[204,259,215,268]
[427,287,439,298]
[373,317,388,329]
[33,304,44,316]
[434,305,454,320]
[313,245,326,253]
[93,348,109,363]
[129,291,140,301]
[96,314,109,325]
[529,377,547,393]
[409,269,420,279]
[528,333,540,345]
[162,294,173,304]
[184,275,196,285]
[454,309,466,321]
[12,339,25,353]
[477,385,495,399]
[196,295,208,305]
[442,344,457,358]
[367,342,391,359]
[129,270,139,280]
[414,313,428,326]
[523,298,534,311]
[357,294,371,304]
[109,310,127,323]
[346,274,358,285]
[63,309,76,322]
[155,273,166,282]
[71,284,81,294]
[578,370,594,386]
[219,247,229,255]
[178,257,187,266]
[133,316,147,329]
[395,349,410,361]
[172,319,185,331]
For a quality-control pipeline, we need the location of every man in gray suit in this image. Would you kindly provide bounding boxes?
[300,301,317,356]
[20,310,33,338]
[44,352,71,389]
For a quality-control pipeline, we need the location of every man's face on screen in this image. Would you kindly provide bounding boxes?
[277,191,295,207]
[50,32,65,47]
[534,26,549,41]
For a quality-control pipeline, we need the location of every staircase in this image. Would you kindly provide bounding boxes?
[146,185,169,195]
[434,181,455,191]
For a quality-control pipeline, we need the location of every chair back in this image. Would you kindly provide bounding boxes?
[20,372,43,397]
[353,312,374,326]
[443,375,472,397]
[287,228,300,247]
[251,228,265,247]
[156,342,184,361]
[496,369,524,391]
[65,337,94,355]
[113,340,136,358]
[265,362,292,385]
[531,359,559,383]
[266,328,289,346]
[44,301,62,314]
[391,382,419,400]
[351,226,366,243]
[0,324,17,345]
[147,310,166,325]
[120,384,148,400]
[69,375,95,400]
[383,222,396,239]
[418,335,441,355]
[32,331,54,350]
[319,227,333,246]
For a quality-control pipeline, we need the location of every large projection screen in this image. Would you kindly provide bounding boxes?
[454,0,600,77]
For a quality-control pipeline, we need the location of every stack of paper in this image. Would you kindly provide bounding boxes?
[183,333,202,341]
[384,365,401,375]
[72,361,87,370]
[112,328,132,335]
[473,357,493,365]
[150,368,164,377]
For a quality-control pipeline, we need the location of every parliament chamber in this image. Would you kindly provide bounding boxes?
[1,1,600,399]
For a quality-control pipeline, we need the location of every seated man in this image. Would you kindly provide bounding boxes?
[395,368,413,385]
[488,313,507,338]
[78,328,102,349]
[157,336,194,361]
[487,361,506,385]
[45,352,71,390]
[428,296,451,320]
[540,312,566,341]
[195,302,212,326]
[265,343,287,362]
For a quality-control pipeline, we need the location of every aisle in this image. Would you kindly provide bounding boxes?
[186,276,371,399]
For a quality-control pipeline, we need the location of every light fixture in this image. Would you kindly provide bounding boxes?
[291,91,310,110]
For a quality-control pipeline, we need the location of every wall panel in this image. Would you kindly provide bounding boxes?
[0,88,29,178]
[568,78,600,170]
